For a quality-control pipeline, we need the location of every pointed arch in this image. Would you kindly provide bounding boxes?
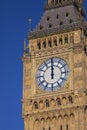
[70,113,75,121]
[48,38,52,47]
[69,113,75,130]
[58,115,63,121]
[56,98,61,105]
[58,115,63,130]
[37,40,41,49]
[62,97,67,105]
[52,116,57,124]
[33,101,38,109]
[34,119,40,130]
[41,118,45,129]
[46,117,51,125]
[59,37,63,44]
[53,36,57,46]
[42,40,46,48]
[45,99,50,107]
[39,100,44,109]
[50,99,56,107]
[41,118,45,123]
[65,36,68,44]
[64,114,69,122]
[68,96,73,103]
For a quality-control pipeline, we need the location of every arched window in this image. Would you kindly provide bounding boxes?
[49,127,51,130]
[45,100,50,107]
[53,37,57,46]
[34,101,38,109]
[66,124,68,130]
[68,96,73,103]
[48,40,52,47]
[65,37,68,44]
[43,41,46,48]
[60,125,62,130]
[35,119,39,127]
[37,42,41,49]
[56,98,61,105]
[59,38,63,44]
[43,128,45,130]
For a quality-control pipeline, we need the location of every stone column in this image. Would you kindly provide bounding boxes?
[74,108,79,130]
[24,117,29,130]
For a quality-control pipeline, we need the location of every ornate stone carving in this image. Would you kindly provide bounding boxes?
[22,1,87,130]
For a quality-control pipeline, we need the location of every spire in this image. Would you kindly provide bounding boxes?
[28,18,32,32]
[29,0,85,39]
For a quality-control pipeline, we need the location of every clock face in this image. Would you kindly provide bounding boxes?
[36,58,69,92]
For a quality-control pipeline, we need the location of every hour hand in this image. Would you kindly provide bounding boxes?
[51,58,54,79]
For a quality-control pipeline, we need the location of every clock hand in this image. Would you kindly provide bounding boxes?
[51,58,54,79]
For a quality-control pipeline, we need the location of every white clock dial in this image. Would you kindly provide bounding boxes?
[36,58,69,92]
[44,66,61,83]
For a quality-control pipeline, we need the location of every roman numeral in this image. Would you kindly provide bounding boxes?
[60,77,67,81]
[58,59,61,64]
[44,83,48,90]
[38,80,45,86]
[36,76,44,79]
[60,64,67,69]
[44,62,48,67]
[38,69,45,72]
[61,71,69,74]
[57,82,61,88]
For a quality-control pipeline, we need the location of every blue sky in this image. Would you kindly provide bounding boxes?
[0,0,87,130]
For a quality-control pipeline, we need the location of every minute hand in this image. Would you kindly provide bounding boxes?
[51,58,54,79]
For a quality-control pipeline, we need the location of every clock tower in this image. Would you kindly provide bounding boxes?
[22,0,87,130]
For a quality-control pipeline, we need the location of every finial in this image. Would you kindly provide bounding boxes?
[28,18,32,32]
